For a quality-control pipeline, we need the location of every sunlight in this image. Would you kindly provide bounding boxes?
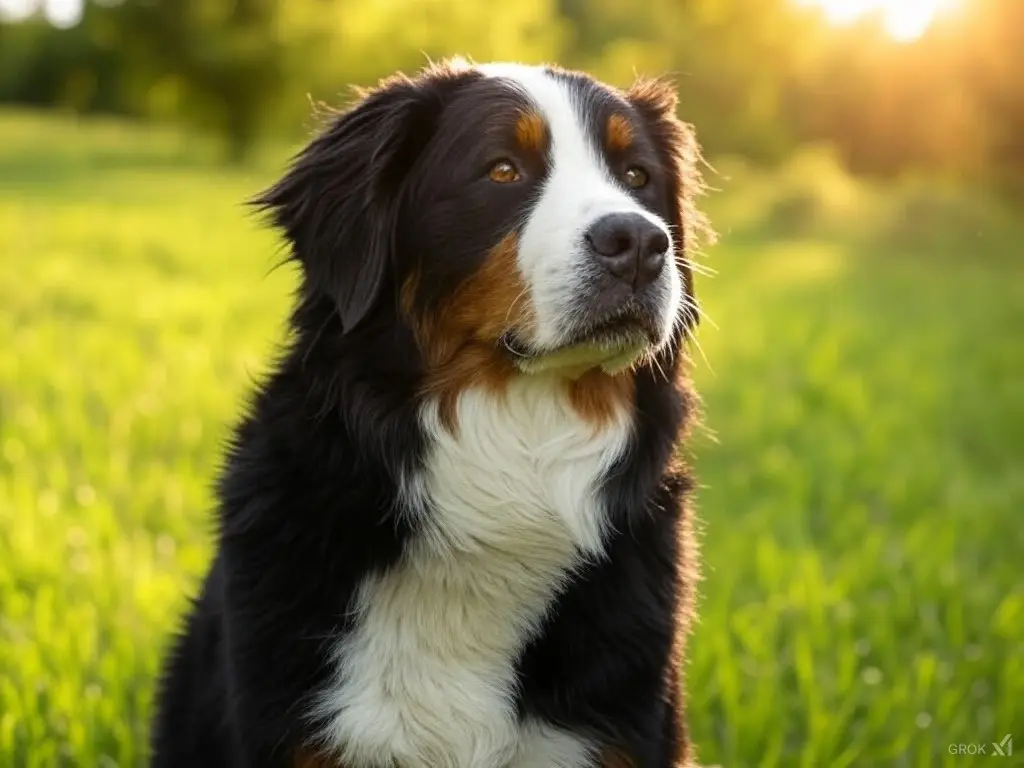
[44,0,82,29]
[0,0,37,22]
[798,0,959,42]
[0,0,82,27]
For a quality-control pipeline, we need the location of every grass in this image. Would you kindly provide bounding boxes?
[1,110,1021,767]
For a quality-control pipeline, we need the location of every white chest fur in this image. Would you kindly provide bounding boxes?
[313,379,633,768]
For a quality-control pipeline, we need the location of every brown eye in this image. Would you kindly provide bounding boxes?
[624,166,649,189]
[488,160,521,184]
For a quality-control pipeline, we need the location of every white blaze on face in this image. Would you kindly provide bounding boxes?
[477,63,682,353]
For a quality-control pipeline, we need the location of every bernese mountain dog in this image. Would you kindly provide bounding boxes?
[151,58,708,768]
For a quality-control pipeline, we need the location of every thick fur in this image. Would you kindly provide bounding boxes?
[151,59,706,768]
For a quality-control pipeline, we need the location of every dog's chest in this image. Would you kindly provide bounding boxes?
[315,383,632,768]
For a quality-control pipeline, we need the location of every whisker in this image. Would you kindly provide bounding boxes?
[682,296,719,332]
[499,287,534,358]
[501,333,531,359]
[686,331,715,377]
[503,286,531,328]
[679,258,718,279]
[663,224,717,279]
[650,351,669,383]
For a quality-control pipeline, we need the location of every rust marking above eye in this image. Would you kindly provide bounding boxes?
[606,113,634,153]
[514,111,547,154]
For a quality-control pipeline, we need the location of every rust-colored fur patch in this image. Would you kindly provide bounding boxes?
[404,233,533,428]
[606,113,634,153]
[566,367,635,428]
[514,111,547,154]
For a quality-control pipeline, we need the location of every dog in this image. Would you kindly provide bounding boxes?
[150,58,707,768]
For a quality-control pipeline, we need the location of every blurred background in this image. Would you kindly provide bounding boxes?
[0,1,1021,766]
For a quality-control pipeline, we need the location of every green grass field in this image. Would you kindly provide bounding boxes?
[1,110,1021,767]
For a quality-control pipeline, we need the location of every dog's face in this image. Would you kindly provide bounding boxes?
[258,60,701,407]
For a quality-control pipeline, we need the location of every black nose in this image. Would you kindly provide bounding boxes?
[585,213,669,291]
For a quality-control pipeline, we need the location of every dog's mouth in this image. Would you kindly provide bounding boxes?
[501,308,660,377]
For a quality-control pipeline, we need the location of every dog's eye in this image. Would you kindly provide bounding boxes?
[624,166,649,189]
[488,160,521,184]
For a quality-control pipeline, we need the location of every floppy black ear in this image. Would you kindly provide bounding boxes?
[253,77,431,333]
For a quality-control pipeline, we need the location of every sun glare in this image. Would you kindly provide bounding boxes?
[798,0,959,42]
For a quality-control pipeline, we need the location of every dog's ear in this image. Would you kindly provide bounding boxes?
[627,77,711,331]
[253,77,432,333]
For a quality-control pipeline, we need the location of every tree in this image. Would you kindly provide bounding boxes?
[112,0,328,161]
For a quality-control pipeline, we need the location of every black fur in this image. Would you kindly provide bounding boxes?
[151,60,703,768]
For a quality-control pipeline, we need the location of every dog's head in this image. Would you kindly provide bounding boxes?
[257,59,704,416]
